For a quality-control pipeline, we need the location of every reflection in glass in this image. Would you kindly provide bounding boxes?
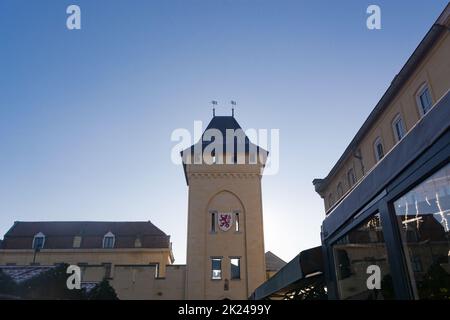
[333,213,393,299]
[394,162,450,299]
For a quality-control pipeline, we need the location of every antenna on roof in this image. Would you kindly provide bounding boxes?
[211,100,218,117]
[231,100,236,117]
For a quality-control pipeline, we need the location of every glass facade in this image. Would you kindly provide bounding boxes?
[394,163,450,299]
[333,213,393,299]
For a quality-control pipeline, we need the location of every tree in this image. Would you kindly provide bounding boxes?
[418,262,450,299]
[87,279,119,300]
[0,269,18,297]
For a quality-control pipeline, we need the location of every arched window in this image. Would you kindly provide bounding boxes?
[347,168,356,188]
[392,114,406,142]
[328,194,335,208]
[103,231,115,249]
[416,83,433,116]
[373,137,384,162]
[32,232,45,250]
[337,183,343,198]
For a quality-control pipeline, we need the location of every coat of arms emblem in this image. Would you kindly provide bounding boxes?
[218,212,233,231]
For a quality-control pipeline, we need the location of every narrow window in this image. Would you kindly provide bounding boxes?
[230,258,241,280]
[211,258,222,280]
[416,85,433,116]
[211,212,216,232]
[328,194,334,208]
[392,114,406,142]
[32,232,45,250]
[347,169,356,187]
[103,232,115,249]
[373,137,384,162]
[235,212,240,232]
[337,183,343,198]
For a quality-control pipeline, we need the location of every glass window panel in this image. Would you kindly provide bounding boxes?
[103,236,114,248]
[33,237,44,250]
[211,258,222,280]
[393,117,405,141]
[394,163,450,299]
[419,87,433,115]
[231,258,240,279]
[333,213,393,299]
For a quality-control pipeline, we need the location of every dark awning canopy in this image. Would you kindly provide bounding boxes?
[251,246,324,300]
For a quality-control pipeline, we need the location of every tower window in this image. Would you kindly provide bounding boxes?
[211,212,217,232]
[392,114,406,142]
[373,137,384,162]
[32,232,45,250]
[235,212,240,232]
[103,232,115,249]
[416,84,433,116]
[211,258,222,280]
[230,258,241,280]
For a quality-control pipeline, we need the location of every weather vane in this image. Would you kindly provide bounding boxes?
[231,100,236,117]
[211,100,218,117]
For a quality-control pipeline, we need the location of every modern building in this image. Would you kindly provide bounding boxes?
[0,114,271,300]
[312,4,450,300]
[251,3,450,301]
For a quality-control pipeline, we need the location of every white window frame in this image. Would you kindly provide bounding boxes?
[211,257,222,280]
[392,114,406,143]
[373,137,384,162]
[415,83,433,116]
[32,232,46,250]
[102,231,115,249]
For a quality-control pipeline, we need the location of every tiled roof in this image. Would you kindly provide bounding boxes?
[1,221,170,249]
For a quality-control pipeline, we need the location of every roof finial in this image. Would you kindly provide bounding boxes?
[231,100,236,117]
[211,100,218,117]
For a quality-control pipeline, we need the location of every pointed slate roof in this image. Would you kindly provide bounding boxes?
[182,116,262,154]
[180,115,268,185]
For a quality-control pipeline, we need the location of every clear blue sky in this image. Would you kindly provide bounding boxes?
[0,0,448,263]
